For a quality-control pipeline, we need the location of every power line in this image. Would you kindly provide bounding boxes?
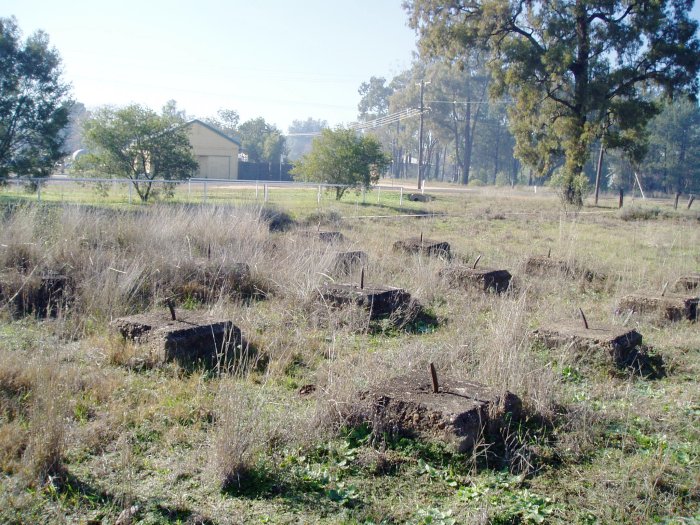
[285,107,425,136]
[349,107,424,131]
[426,99,514,105]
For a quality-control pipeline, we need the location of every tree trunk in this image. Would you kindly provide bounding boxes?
[594,142,605,206]
[461,101,472,185]
[433,146,441,182]
[561,0,591,207]
[451,102,462,184]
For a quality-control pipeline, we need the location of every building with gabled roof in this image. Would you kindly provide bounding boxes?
[185,119,241,180]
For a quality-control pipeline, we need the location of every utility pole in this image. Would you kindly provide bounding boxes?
[417,79,428,190]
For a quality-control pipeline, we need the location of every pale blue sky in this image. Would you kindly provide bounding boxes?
[5,0,418,131]
[5,1,699,132]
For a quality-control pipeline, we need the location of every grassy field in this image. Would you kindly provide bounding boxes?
[0,186,698,524]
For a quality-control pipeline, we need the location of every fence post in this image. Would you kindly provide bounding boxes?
[317,185,321,205]
[204,180,208,203]
[37,182,41,203]
[128,182,132,204]
[377,185,381,203]
[399,186,403,206]
[256,180,259,199]
[362,187,366,204]
[188,179,191,202]
[264,184,268,203]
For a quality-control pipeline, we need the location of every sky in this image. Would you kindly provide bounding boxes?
[4,0,418,132]
[5,1,700,133]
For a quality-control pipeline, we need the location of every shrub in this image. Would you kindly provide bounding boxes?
[619,206,670,221]
[495,171,512,187]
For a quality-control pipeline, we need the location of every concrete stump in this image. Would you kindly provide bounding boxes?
[299,230,345,243]
[408,193,435,202]
[0,270,69,317]
[440,266,512,293]
[330,251,368,275]
[318,283,412,319]
[36,272,69,317]
[393,237,450,258]
[617,294,698,322]
[524,256,595,281]
[173,260,251,302]
[532,321,650,370]
[359,372,521,453]
[673,274,700,293]
[112,310,242,367]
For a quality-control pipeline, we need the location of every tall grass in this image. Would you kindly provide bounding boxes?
[0,194,698,522]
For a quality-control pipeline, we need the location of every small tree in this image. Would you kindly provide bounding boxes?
[237,117,287,163]
[0,17,72,181]
[291,128,390,200]
[75,104,198,202]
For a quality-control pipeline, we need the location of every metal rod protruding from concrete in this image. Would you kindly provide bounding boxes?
[661,282,669,297]
[167,299,177,321]
[360,267,365,290]
[473,254,482,270]
[578,308,589,329]
[429,362,439,393]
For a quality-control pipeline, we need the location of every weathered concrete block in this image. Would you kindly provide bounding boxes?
[0,270,69,318]
[532,322,644,367]
[112,311,242,367]
[524,256,596,281]
[330,251,368,275]
[360,372,521,453]
[299,230,345,243]
[318,283,412,319]
[673,274,700,293]
[408,193,435,202]
[393,237,450,258]
[439,266,512,293]
[172,260,252,302]
[617,293,698,322]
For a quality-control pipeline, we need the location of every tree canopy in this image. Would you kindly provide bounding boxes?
[286,117,328,161]
[356,58,514,185]
[204,108,240,139]
[236,117,287,163]
[0,17,72,180]
[406,0,700,206]
[639,96,700,193]
[75,104,198,202]
[291,128,391,200]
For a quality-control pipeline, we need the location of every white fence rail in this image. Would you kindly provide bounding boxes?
[2,176,500,208]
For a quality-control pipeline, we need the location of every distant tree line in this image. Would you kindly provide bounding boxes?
[353,0,700,206]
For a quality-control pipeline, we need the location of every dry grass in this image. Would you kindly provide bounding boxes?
[0,193,697,523]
